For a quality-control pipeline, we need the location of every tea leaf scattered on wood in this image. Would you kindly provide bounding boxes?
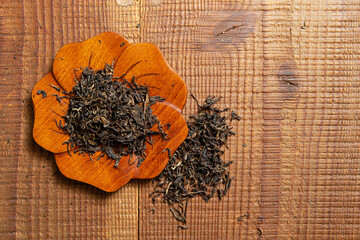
[37,90,47,98]
[57,63,168,167]
[151,95,240,227]
[50,84,61,92]
[237,214,248,222]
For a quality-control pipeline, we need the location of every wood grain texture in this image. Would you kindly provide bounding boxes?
[1,0,360,239]
[139,1,262,239]
[1,0,141,239]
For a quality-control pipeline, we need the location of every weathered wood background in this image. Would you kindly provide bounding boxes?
[1,0,359,239]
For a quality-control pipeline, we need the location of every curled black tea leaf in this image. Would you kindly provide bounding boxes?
[37,90,47,98]
[50,84,61,92]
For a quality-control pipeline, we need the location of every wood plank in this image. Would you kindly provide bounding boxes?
[138,0,360,239]
[278,0,360,238]
[139,1,263,239]
[1,0,140,239]
[0,1,24,239]
[259,0,298,238]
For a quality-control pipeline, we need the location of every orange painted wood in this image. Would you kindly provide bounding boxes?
[53,32,131,92]
[113,43,188,111]
[32,32,188,192]
[32,73,69,153]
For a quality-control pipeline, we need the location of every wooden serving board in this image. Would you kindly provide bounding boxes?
[1,0,359,239]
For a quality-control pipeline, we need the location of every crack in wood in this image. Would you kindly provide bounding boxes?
[215,24,244,37]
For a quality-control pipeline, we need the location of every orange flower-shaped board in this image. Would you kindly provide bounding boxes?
[32,32,188,192]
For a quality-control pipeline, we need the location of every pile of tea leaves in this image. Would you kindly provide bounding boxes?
[57,63,167,167]
[150,95,241,228]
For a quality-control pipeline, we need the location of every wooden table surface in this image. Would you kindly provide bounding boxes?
[1,0,359,239]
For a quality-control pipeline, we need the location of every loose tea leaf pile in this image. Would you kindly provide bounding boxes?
[151,95,240,227]
[58,63,167,167]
